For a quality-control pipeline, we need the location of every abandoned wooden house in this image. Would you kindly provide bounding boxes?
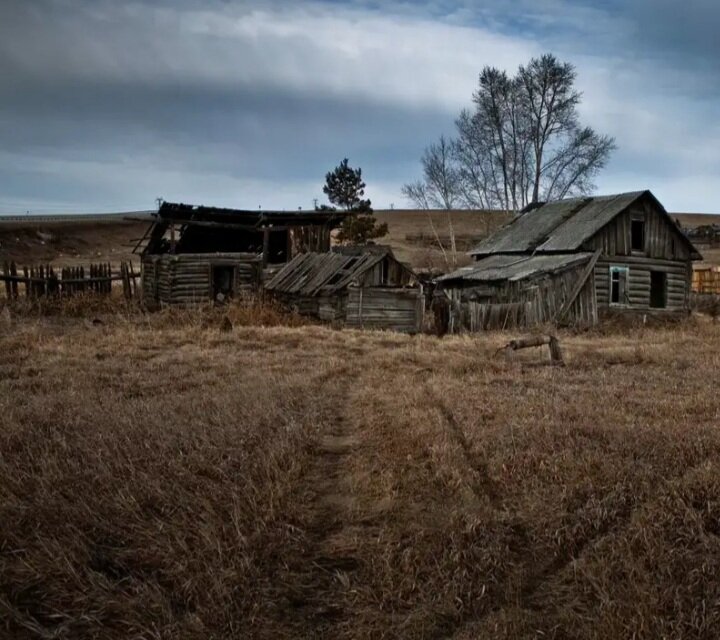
[264,246,424,332]
[137,202,346,305]
[436,190,702,331]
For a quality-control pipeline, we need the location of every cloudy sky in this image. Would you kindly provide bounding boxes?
[0,0,717,213]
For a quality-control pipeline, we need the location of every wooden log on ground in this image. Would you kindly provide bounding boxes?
[500,334,565,365]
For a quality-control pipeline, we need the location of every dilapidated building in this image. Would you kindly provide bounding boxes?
[437,190,702,331]
[137,202,346,305]
[265,246,424,332]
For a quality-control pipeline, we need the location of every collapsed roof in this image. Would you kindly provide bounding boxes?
[138,202,347,255]
[265,247,416,297]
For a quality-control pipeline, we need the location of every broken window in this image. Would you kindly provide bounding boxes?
[631,219,645,252]
[650,271,667,308]
[610,266,629,305]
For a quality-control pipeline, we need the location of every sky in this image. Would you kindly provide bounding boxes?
[0,0,718,214]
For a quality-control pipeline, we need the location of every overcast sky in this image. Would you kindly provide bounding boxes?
[0,0,717,213]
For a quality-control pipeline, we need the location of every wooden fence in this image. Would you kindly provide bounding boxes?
[1,261,138,300]
[692,267,720,295]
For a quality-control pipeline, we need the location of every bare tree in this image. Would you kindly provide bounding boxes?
[403,53,616,216]
[401,137,460,267]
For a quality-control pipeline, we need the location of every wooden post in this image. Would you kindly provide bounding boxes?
[9,263,16,299]
[262,228,269,268]
[2,262,9,299]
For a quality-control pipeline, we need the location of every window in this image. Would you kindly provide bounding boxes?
[650,271,667,308]
[610,266,629,305]
[631,218,645,252]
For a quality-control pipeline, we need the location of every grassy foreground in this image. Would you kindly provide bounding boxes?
[1,311,720,639]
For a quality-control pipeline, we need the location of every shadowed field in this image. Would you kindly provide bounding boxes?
[1,309,720,639]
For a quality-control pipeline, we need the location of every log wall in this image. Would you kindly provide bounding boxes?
[141,253,261,305]
[594,256,690,311]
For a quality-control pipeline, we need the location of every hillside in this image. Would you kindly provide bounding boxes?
[1,209,718,269]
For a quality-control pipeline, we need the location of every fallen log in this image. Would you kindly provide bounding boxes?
[499,334,564,365]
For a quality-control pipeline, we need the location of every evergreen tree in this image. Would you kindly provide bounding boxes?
[320,159,388,244]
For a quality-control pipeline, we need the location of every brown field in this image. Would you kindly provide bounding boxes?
[2,300,720,639]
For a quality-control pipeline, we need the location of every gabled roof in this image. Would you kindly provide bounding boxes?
[468,190,700,258]
[265,247,413,297]
[437,252,595,284]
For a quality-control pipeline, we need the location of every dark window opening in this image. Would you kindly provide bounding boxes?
[266,229,290,264]
[650,271,667,308]
[610,266,628,305]
[631,219,645,252]
[212,265,236,301]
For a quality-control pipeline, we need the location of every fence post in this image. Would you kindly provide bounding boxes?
[129,261,137,299]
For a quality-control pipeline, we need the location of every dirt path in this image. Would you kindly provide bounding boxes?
[277,369,364,638]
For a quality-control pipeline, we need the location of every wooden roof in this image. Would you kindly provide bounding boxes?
[469,190,701,259]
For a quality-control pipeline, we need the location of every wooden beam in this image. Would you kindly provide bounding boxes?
[553,250,601,324]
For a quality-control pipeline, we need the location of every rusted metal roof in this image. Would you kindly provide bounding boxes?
[437,252,595,283]
[469,192,649,256]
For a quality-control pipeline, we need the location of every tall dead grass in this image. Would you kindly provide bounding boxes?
[1,318,719,638]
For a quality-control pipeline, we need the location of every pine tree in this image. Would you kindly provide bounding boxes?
[320,159,388,245]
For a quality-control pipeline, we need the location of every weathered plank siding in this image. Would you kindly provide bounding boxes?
[447,261,596,332]
[584,198,691,260]
[141,253,261,305]
[345,287,424,333]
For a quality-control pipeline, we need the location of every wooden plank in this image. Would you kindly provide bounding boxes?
[553,250,601,324]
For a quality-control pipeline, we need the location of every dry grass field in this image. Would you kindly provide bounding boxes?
[2,301,720,639]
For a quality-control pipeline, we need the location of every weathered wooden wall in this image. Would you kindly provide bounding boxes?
[356,257,416,288]
[289,226,332,256]
[142,253,261,305]
[345,287,424,333]
[584,198,691,260]
[594,257,690,311]
[446,262,596,332]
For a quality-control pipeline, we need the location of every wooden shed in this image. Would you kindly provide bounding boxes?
[264,246,424,332]
[136,202,346,305]
[438,190,702,331]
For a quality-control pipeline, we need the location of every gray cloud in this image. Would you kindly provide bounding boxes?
[0,0,718,213]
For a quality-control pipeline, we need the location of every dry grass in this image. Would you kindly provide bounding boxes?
[1,311,720,639]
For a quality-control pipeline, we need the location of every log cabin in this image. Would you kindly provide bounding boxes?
[136,202,346,305]
[436,190,702,331]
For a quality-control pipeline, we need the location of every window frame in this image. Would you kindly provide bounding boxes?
[609,265,630,306]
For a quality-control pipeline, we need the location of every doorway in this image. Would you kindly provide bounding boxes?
[212,265,236,302]
[650,271,667,308]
